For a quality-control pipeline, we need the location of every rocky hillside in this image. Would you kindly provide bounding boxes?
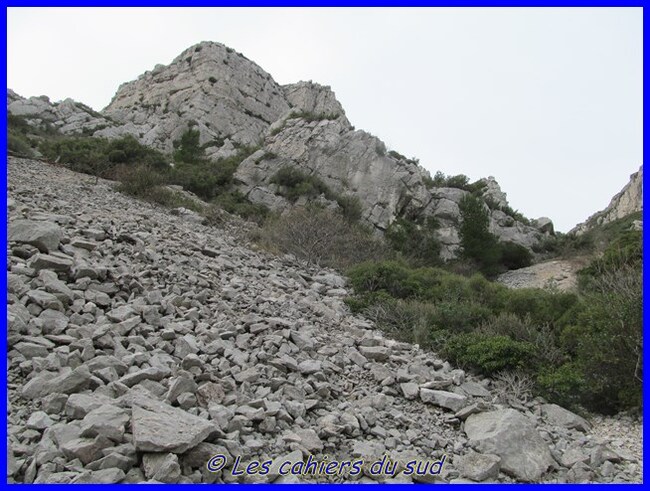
[571,166,643,236]
[7,41,552,261]
[7,157,642,483]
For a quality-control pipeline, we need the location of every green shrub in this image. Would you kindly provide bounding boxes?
[537,363,587,410]
[288,110,340,122]
[8,132,34,157]
[213,190,269,224]
[169,146,253,201]
[570,264,642,413]
[115,164,165,197]
[106,135,167,169]
[258,206,387,269]
[40,136,110,175]
[335,195,363,222]
[173,127,205,165]
[39,134,167,178]
[443,333,536,375]
[362,297,438,346]
[348,261,437,299]
[458,194,502,276]
[429,301,492,332]
[386,216,442,267]
[500,242,533,270]
[495,287,579,328]
[270,166,334,202]
[478,312,565,366]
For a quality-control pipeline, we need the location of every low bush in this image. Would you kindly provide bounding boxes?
[39,135,167,177]
[270,166,334,202]
[8,132,34,157]
[385,216,442,267]
[258,206,387,269]
[288,110,340,122]
[500,242,533,270]
[213,190,269,224]
[442,333,537,375]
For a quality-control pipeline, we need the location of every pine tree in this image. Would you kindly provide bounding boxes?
[458,194,501,275]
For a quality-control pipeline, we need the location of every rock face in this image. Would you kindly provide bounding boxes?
[6,156,643,484]
[8,41,547,260]
[571,166,643,235]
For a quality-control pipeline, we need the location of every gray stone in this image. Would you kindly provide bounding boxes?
[26,411,54,430]
[106,305,137,323]
[28,253,74,272]
[131,398,216,453]
[118,366,170,387]
[400,382,419,400]
[15,342,49,359]
[86,452,136,472]
[39,309,69,333]
[26,290,64,311]
[541,404,591,432]
[59,436,110,465]
[566,462,594,483]
[464,409,554,482]
[22,365,93,399]
[65,393,114,419]
[9,219,62,252]
[298,360,321,375]
[454,452,501,482]
[80,405,130,442]
[420,389,468,412]
[460,381,491,398]
[142,453,181,483]
[295,428,324,453]
[70,468,126,484]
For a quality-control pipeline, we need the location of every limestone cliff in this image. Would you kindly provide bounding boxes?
[570,166,643,235]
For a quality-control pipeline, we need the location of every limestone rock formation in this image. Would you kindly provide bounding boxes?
[8,89,115,136]
[8,41,552,259]
[571,166,643,235]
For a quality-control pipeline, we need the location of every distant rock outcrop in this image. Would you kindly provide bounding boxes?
[571,166,643,235]
[7,89,115,136]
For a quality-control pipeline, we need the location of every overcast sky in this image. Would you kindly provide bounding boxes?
[7,7,642,232]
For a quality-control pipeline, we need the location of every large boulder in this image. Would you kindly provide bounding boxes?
[9,219,62,252]
[464,409,554,482]
[540,404,591,432]
[131,398,216,453]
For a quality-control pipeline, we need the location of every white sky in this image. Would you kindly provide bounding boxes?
[7,7,642,232]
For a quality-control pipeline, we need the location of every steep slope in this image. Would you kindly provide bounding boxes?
[7,157,642,483]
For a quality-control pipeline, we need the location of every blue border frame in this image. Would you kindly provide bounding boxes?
[3,1,647,488]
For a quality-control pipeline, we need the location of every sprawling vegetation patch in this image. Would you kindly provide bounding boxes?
[346,227,641,414]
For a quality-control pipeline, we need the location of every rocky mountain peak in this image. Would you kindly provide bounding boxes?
[101,41,290,158]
